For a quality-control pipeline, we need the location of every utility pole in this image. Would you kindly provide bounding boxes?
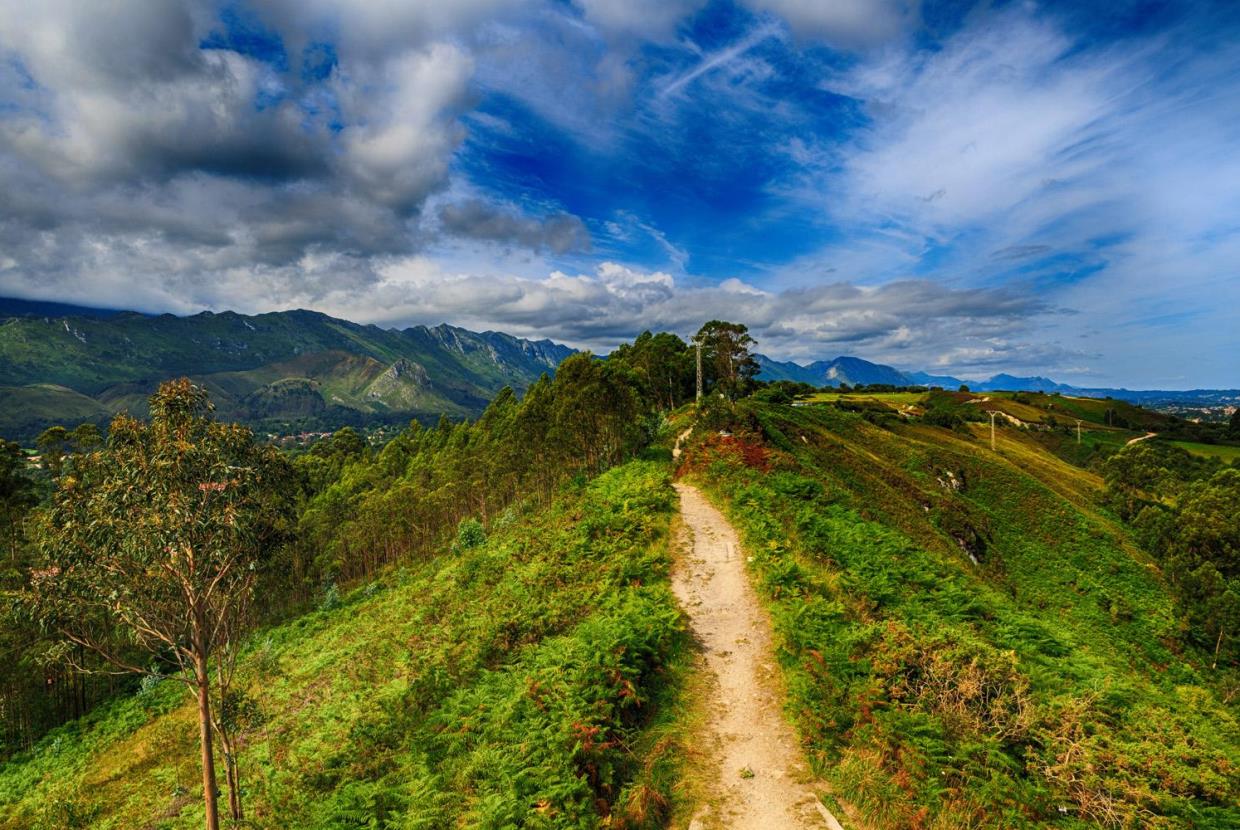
[1075,419,1082,445]
[989,410,998,452]
[695,337,703,403]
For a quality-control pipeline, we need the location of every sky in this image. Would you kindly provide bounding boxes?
[0,0,1237,388]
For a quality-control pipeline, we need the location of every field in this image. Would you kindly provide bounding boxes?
[804,391,927,405]
[0,462,690,830]
[1167,439,1240,461]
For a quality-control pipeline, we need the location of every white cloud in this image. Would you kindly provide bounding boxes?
[744,0,915,46]
[1,2,1237,387]
[335,44,473,212]
[257,0,523,60]
[0,0,550,293]
[762,7,1240,384]
[266,260,1057,371]
[573,0,706,41]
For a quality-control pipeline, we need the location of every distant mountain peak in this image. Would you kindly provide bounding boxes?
[0,299,578,441]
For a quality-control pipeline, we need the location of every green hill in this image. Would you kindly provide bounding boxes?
[0,385,112,440]
[0,306,574,441]
[0,462,687,829]
[680,400,1238,827]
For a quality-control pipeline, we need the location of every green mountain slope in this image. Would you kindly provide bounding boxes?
[0,385,112,439]
[0,306,574,440]
[0,461,686,829]
[681,401,1239,827]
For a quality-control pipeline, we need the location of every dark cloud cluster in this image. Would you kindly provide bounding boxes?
[437,200,591,254]
[0,0,589,309]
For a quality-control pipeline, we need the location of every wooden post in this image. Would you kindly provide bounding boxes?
[695,338,703,403]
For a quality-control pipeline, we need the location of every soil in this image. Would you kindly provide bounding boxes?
[671,481,845,830]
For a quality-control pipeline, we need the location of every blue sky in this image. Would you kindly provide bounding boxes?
[0,0,1237,387]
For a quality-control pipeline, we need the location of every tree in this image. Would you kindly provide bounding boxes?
[694,321,759,400]
[35,426,69,479]
[610,331,694,410]
[1152,469,1240,665]
[1103,441,1219,520]
[0,440,35,565]
[550,353,641,473]
[25,380,295,830]
[311,426,367,462]
[70,423,102,453]
[1229,408,1240,440]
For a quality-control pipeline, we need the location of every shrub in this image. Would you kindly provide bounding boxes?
[452,517,486,553]
[319,582,341,612]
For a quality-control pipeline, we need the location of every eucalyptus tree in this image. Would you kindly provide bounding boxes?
[25,379,294,830]
[695,320,759,400]
[0,439,34,565]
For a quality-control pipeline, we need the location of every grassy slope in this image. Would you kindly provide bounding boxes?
[0,462,688,830]
[686,402,1238,829]
[796,390,1203,473]
[0,385,111,438]
[1169,441,1240,462]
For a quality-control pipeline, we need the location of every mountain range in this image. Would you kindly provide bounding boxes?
[754,353,1239,406]
[0,298,572,441]
[2,297,1233,442]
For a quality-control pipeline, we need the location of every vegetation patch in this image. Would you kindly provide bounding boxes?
[0,461,688,829]
[685,401,1239,829]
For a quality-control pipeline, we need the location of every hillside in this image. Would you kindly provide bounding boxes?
[678,399,1239,827]
[0,303,574,440]
[0,462,688,829]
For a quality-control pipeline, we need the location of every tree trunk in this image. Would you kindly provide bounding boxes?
[224,736,243,821]
[194,650,221,830]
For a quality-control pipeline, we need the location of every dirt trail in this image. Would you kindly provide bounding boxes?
[672,481,844,830]
[1127,431,1157,445]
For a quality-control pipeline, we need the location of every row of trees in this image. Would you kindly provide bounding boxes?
[1,322,763,830]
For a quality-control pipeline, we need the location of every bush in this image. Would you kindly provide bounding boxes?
[452,517,486,553]
[923,407,964,429]
[319,582,341,612]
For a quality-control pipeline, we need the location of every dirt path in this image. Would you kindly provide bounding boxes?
[672,481,844,830]
[1127,431,1157,445]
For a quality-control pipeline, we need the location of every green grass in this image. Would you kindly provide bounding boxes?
[0,461,688,830]
[993,391,1169,431]
[805,391,927,406]
[685,402,1239,829]
[0,385,112,443]
[1167,440,1240,461]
